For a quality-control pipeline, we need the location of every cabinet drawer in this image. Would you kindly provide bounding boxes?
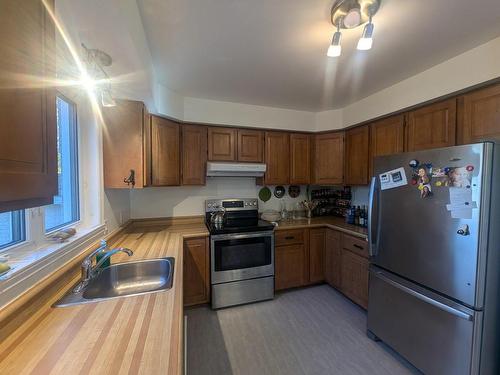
[275,229,306,246]
[342,234,368,258]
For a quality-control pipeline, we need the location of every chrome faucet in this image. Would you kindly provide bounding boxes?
[73,240,133,293]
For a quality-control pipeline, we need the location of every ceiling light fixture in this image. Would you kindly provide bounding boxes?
[81,44,116,107]
[327,21,342,57]
[357,13,374,50]
[328,0,381,56]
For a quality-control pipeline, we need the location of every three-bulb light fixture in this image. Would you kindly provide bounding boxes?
[327,0,381,58]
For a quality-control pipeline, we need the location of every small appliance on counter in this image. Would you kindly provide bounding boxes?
[205,198,275,309]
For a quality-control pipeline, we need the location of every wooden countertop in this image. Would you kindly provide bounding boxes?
[0,221,208,375]
[274,216,368,239]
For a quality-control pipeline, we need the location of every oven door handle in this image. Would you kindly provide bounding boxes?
[211,231,274,241]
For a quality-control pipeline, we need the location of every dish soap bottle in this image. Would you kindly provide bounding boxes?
[95,240,111,268]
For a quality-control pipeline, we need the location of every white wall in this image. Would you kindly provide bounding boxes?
[183,97,316,132]
[341,36,500,127]
[149,36,500,132]
[130,178,308,218]
[103,189,131,231]
[315,109,343,131]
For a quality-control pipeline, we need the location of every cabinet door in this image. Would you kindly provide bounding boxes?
[264,132,290,185]
[325,229,342,289]
[314,132,344,185]
[151,116,180,186]
[370,115,405,175]
[407,99,456,151]
[290,133,311,185]
[184,237,209,306]
[275,244,307,290]
[103,100,147,188]
[309,228,325,284]
[208,127,236,161]
[345,126,370,185]
[460,83,500,144]
[237,129,263,162]
[341,250,369,309]
[182,124,207,185]
[0,0,57,211]
[143,109,152,187]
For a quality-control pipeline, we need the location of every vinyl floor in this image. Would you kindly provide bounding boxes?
[186,284,420,375]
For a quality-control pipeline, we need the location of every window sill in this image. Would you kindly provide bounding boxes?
[0,224,106,309]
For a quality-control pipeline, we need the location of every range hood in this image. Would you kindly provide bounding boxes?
[206,162,266,177]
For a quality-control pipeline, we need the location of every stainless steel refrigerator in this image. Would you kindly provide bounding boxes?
[367,142,500,375]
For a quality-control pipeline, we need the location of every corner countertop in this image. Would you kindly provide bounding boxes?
[0,221,208,375]
[274,216,368,239]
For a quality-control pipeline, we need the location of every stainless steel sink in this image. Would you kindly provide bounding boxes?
[54,257,175,307]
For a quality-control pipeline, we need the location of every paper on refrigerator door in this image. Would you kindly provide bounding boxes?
[379,167,408,190]
[446,187,475,219]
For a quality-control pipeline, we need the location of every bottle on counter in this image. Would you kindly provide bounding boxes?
[354,206,360,226]
[359,207,365,227]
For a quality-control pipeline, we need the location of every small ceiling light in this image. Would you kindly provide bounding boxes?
[327,22,342,57]
[357,14,374,50]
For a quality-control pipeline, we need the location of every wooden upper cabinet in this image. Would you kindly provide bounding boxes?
[237,129,263,162]
[182,124,207,185]
[290,133,311,185]
[151,116,180,186]
[0,0,57,212]
[370,115,405,178]
[406,99,457,151]
[370,115,405,159]
[264,131,290,185]
[345,125,370,185]
[103,100,151,188]
[208,127,236,161]
[314,132,344,185]
[459,83,500,144]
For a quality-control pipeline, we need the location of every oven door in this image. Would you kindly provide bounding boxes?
[211,231,274,284]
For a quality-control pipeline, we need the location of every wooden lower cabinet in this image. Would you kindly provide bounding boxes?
[324,229,342,289]
[275,244,308,290]
[340,249,369,309]
[183,237,210,306]
[309,228,325,284]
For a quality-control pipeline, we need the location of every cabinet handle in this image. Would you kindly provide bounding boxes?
[284,236,295,240]
[124,169,136,187]
[353,244,364,250]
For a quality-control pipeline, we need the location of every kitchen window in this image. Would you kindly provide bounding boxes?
[0,211,25,250]
[44,95,80,232]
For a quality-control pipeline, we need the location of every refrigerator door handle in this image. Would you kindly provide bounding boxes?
[368,176,380,257]
[374,271,474,321]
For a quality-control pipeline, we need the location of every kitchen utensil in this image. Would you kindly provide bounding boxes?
[258,187,272,202]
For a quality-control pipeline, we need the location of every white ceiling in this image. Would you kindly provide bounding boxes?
[137,0,500,111]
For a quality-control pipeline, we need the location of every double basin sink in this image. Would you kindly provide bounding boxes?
[54,257,175,307]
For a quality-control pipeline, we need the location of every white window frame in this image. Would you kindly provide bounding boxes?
[44,93,81,234]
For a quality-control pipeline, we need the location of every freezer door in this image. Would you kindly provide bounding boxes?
[370,143,492,307]
[368,267,480,375]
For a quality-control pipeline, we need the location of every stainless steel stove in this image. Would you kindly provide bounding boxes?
[206,198,275,309]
